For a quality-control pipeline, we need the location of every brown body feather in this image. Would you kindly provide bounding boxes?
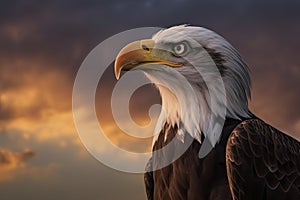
[145,118,242,200]
[226,119,300,200]
[145,118,300,200]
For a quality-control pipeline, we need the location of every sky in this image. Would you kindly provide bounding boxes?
[0,0,299,199]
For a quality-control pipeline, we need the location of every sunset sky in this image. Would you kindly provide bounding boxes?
[0,0,299,199]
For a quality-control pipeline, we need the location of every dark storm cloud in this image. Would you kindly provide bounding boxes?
[0,0,299,84]
[1,0,299,98]
[1,0,299,68]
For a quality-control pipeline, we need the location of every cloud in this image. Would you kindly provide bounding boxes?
[244,28,300,140]
[0,148,35,182]
[0,57,77,140]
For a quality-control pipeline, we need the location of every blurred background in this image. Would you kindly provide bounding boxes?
[0,0,299,199]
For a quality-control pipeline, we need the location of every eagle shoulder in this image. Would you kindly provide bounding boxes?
[226,118,300,200]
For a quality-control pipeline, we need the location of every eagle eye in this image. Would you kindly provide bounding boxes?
[173,42,188,56]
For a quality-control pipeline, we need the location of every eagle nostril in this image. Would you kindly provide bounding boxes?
[142,44,150,52]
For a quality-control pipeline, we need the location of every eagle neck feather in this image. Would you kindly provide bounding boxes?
[144,69,208,145]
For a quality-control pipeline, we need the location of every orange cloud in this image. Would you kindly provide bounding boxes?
[0,58,78,142]
[0,58,83,181]
[0,148,35,182]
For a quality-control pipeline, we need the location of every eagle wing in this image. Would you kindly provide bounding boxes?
[144,157,154,200]
[226,119,300,200]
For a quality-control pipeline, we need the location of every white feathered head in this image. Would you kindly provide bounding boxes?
[114,25,251,151]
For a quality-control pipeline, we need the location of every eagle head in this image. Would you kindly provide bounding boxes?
[114,25,251,152]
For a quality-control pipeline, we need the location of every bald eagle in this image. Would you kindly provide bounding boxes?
[114,25,300,200]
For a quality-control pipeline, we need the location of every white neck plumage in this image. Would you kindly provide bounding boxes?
[143,64,251,148]
[144,67,214,145]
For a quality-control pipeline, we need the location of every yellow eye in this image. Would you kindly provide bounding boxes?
[173,43,186,55]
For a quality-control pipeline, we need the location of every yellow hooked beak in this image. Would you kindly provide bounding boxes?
[114,39,182,80]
